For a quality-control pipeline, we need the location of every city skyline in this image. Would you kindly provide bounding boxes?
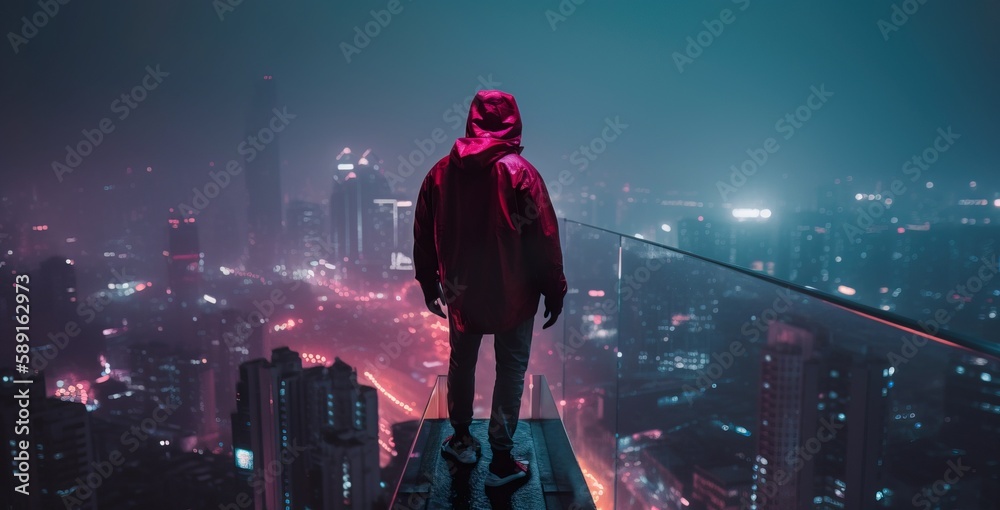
[3,2,1000,509]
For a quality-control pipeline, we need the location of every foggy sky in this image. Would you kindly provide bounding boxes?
[2,0,998,211]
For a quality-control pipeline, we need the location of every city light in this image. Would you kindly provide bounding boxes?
[363,372,415,413]
[837,285,857,296]
[732,208,772,219]
[6,11,999,508]
[235,448,254,470]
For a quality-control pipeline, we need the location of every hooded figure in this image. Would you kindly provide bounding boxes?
[412,90,567,487]
[413,89,567,335]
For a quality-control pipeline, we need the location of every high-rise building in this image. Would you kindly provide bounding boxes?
[692,465,754,510]
[128,341,207,439]
[245,75,284,274]
[167,214,202,305]
[285,200,326,271]
[232,358,279,510]
[815,351,891,509]
[944,352,1000,464]
[751,321,890,510]
[195,309,264,452]
[1,372,97,510]
[302,358,380,510]
[167,214,203,346]
[32,256,96,380]
[232,348,380,510]
[36,255,77,321]
[753,321,821,510]
[329,148,393,278]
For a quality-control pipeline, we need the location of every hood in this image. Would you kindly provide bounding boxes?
[448,90,524,170]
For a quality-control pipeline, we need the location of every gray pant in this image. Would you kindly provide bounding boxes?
[447,313,535,455]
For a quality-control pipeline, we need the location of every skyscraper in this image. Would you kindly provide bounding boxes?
[751,321,890,510]
[302,358,380,510]
[36,255,77,321]
[167,214,202,348]
[245,75,284,274]
[1,372,97,510]
[753,321,821,510]
[167,215,201,305]
[285,200,326,271]
[329,148,393,278]
[198,309,263,452]
[232,348,380,510]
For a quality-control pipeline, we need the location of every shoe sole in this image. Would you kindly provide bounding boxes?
[484,462,530,487]
[441,442,481,465]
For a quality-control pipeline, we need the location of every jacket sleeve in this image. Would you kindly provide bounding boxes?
[413,172,440,303]
[517,167,568,310]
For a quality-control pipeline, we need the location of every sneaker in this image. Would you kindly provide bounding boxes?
[441,435,480,464]
[485,458,530,487]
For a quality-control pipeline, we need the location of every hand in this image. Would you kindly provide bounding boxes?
[426,298,446,319]
[542,306,560,329]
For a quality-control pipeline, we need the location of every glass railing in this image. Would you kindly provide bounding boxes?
[559,219,1000,510]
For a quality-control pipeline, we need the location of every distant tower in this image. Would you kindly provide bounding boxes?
[167,214,201,305]
[329,148,393,278]
[245,74,284,274]
[34,256,92,378]
[167,213,202,346]
[199,309,263,453]
[285,200,326,271]
[36,255,77,320]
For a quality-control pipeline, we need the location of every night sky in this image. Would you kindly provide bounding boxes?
[3,0,999,209]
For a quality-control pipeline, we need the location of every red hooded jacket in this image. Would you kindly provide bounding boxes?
[413,90,567,335]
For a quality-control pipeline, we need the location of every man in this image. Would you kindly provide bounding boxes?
[412,89,568,487]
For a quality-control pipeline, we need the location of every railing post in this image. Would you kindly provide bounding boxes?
[436,375,448,419]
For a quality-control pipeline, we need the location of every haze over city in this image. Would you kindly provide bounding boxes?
[2,1,999,509]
